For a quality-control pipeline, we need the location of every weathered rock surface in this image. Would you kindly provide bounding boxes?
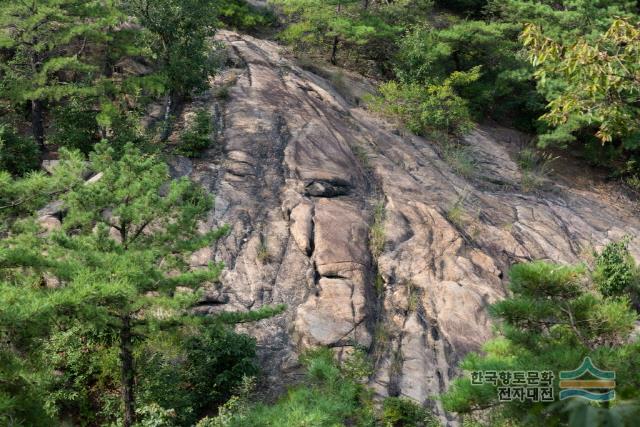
[172,31,640,423]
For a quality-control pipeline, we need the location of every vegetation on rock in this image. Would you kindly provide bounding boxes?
[2,1,640,426]
[442,247,640,426]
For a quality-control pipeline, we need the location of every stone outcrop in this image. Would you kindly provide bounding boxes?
[170,31,640,423]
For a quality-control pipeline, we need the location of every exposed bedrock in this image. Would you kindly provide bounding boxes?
[172,31,640,423]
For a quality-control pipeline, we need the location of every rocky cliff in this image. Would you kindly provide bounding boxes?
[166,31,640,423]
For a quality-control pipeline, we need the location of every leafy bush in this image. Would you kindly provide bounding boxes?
[367,67,480,136]
[178,109,214,157]
[0,350,54,426]
[212,347,436,426]
[594,238,640,299]
[434,0,486,15]
[382,397,436,427]
[0,124,40,176]
[137,325,258,426]
[396,20,543,131]
[522,17,640,146]
[218,0,276,31]
[625,174,640,193]
[41,323,257,427]
[50,100,101,154]
[50,100,150,156]
[43,324,121,425]
[218,348,379,426]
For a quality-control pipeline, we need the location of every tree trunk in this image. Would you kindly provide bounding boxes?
[31,99,45,155]
[160,91,173,142]
[29,37,45,157]
[331,2,342,65]
[331,36,339,65]
[119,315,136,427]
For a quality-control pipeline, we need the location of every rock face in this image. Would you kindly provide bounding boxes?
[175,31,640,423]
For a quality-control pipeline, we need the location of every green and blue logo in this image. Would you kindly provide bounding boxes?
[559,357,616,402]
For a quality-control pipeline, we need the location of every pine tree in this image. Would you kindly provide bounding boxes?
[0,0,121,154]
[442,260,640,425]
[0,143,282,426]
[272,0,408,65]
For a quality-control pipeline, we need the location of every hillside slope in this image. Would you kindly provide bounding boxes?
[169,31,640,423]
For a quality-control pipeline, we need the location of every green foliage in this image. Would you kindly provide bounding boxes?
[522,19,640,145]
[40,322,258,426]
[178,109,214,157]
[126,0,220,97]
[49,99,152,156]
[43,323,121,423]
[382,397,437,427]
[218,0,276,31]
[434,0,487,15]
[594,238,640,298]
[217,347,379,426]
[370,201,386,258]
[0,0,126,149]
[396,19,542,128]
[367,68,479,136]
[137,326,258,426]
[0,0,112,102]
[0,142,283,425]
[136,403,179,427]
[195,376,256,427]
[0,349,53,426]
[206,347,437,426]
[625,174,640,193]
[0,142,221,424]
[0,124,40,176]
[487,0,638,41]
[272,0,432,69]
[516,147,556,192]
[50,100,101,153]
[0,149,86,225]
[442,257,640,425]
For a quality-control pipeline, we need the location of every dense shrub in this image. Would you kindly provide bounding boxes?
[42,323,257,426]
[367,68,479,136]
[594,239,640,299]
[0,124,40,176]
[43,324,121,425]
[218,0,276,31]
[178,109,214,157]
[395,20,544,131]
[138,326,258,426]
[50,101,150,156]
[206,348,377,426]
[382,397,437,427]
[434,0,487,15]
[202,347,437,427]
[50,100,101,154]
